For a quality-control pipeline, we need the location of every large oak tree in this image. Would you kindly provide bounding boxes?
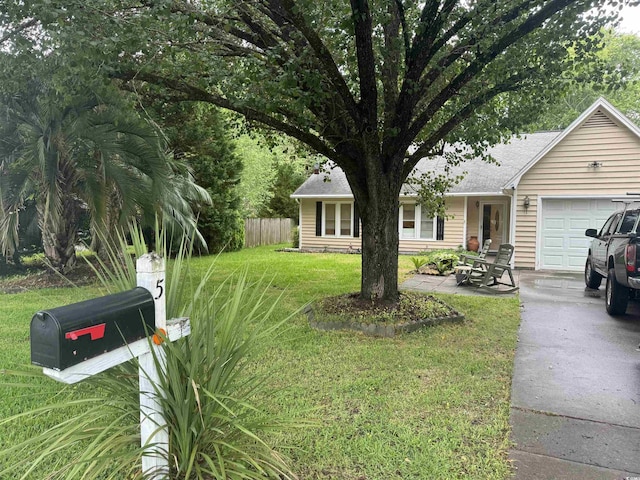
[1,0,633,300]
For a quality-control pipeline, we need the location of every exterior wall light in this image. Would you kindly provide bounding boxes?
[523,196,530,212]
[588,161,603,168]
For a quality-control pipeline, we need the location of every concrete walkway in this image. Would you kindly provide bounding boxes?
[401,270,640,479]
[400,269,521,296]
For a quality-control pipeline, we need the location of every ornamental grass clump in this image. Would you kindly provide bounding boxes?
[0,224,301,480]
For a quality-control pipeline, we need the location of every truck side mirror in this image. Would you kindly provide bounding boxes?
[585,228,598,238]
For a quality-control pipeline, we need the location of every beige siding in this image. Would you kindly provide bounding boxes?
[467,199,480,241]
[299,198,362,250]
[445,197,466,248]
[515,109,640,268]
[299,197,466,252]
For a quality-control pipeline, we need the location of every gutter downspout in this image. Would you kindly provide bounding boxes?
[463,196,468,249]
[509,188,517,267]
[295,198,301,249]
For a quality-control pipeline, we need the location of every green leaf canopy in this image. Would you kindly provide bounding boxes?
[1,0,634,297]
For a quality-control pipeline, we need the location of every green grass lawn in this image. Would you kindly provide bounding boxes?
[0,245,520,479]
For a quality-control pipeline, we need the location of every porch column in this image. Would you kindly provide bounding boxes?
[509,190,517,267]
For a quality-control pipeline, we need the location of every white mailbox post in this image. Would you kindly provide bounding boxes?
[32,253,190,480]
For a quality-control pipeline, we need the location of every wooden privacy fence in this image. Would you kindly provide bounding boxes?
[244,218,293,248]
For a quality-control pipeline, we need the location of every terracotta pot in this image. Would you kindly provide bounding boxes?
[467,236,480,252]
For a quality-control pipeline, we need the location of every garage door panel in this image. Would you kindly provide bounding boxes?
[540,198,616,271]
[543,236,564,248]
[545,201,566,212]
[567,256,587,268]
[541,254,564,268]
[595,198,614,208]
[568,237,590,249]
[570,201,590,211]
[543,218,565,230]
[569,218,591,231]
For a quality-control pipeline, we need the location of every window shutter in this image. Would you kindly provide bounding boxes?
[315,202,323,236]
[436,216,445,240]
[353,202,360,238]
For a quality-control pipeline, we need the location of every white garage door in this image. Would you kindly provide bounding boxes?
[540,198,616,270]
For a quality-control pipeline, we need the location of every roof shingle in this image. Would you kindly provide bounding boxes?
[292,131,561,198]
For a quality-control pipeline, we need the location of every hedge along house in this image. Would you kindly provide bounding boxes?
[291,98,640,271]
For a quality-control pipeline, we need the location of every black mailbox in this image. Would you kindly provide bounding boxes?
[30,287,156,371]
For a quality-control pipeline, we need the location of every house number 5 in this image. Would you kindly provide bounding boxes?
[155,278,164,300]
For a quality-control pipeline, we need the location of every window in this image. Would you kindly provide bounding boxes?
[618,210,639,234]
[340,204,352,236]
[325,203,336,235]
[602,213,621,237]
[400,203,436,240]
[420,214,434,239]
[322,202,353,237]
[402,204,416,237]
[599,215,616,237]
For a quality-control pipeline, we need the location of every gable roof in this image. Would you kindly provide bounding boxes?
[504,97,640,189]
[405,131,560,196]
[291,98,640,199]
[291,131,560,198]
[291,163,354,198]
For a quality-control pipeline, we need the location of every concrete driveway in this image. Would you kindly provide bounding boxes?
[510,271,640,479]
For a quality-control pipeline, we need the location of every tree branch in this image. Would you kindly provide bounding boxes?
[349,0,377,127]
[384,0,469,158]
[394,0,411,60]
[407,0,576,146]
[165,1,278,54]
[382,1,402,133]
[402,72,534,178]
[115,70,341,162]
[147,1,357,146]
[276,0,361,125]
[418,1,537,93]
[0,18,38,45]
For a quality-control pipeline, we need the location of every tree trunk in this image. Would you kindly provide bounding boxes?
[350,161,403,303]
[91,184,131,256]
[39,196,81,273]
[359,197,400,302]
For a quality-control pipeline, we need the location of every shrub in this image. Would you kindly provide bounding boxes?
[425,250,459,274]
[292,226,300,248]
[410,256,427,271]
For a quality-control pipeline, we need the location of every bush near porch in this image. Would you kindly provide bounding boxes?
[411,248,474,275]
[0,246,519,479]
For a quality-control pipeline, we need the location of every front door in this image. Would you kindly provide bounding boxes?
[480,203,507,251]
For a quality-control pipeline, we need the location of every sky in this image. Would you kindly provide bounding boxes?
[617,5,640,34]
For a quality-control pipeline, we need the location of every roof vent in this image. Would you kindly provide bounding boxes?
[582,110,617,129]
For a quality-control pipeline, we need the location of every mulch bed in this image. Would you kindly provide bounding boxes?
[0,262,100,293]
[306,291,464,337]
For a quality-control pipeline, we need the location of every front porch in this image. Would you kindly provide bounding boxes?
[460,194,513,253]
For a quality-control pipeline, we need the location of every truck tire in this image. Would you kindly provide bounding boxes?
[585,257,602,289]
[606,268,628,315]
